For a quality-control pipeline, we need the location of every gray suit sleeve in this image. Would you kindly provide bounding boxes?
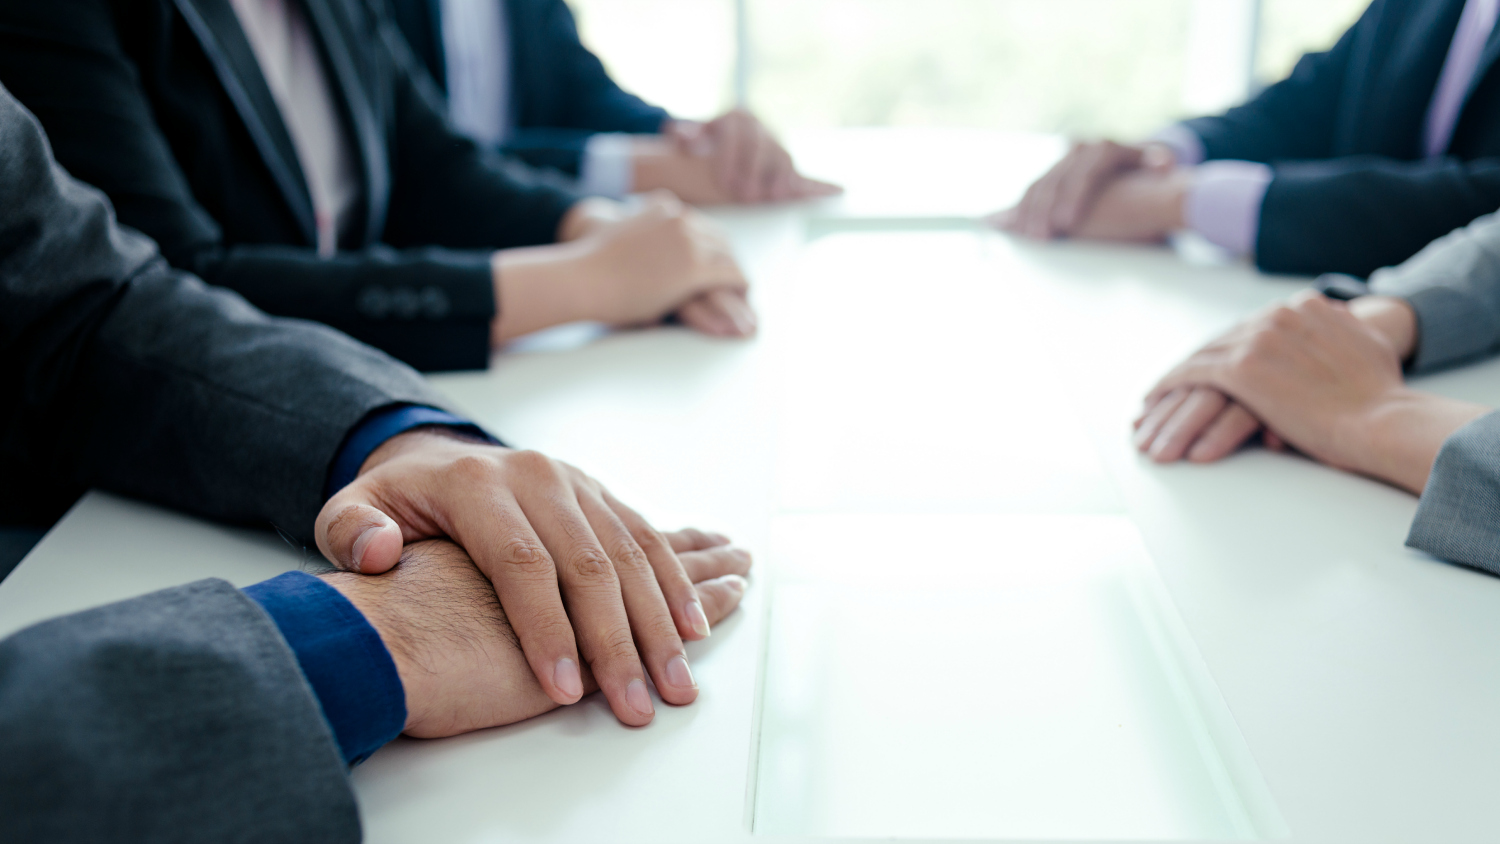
[1366,208,1500,372]
[0,579,360,843]
[0,81,455,541]
[1407,412,1500,574]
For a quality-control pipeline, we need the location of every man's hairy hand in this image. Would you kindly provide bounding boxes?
[322,535,752,739]
[316,429,731,727]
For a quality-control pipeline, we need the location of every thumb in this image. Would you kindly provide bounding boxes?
[315,495,405,574]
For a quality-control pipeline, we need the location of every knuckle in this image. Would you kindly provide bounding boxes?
[499,536,552,572]
[1300,295,1331,315]
[600,631,640,665]
[508,449,555,475]
[1267,305,1299,330]
[448,452,497,483]
[631,524,671,554]
[608,541,651,574]
[644,615,682,645]
[1247,326,1276,351]
[568,548,617,582]
[526,614,576,643]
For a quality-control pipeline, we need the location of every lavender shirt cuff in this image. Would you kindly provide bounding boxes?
[1182,160,1274,256]
[579,133,636,199]
[1150,124,1206,166]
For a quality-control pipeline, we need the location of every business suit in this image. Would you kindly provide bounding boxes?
[1409,411,1500,574]
[2,580,360,843]
[1367,207,1500,372]
[0,0,583,372]
[1182,0,1500,278]
[1308,209,1500,572]
[0,72,450,549]
[0,78,453,838]
[391,0,671,175]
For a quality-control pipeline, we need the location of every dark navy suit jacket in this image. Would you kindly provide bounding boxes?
[1185,0,1500,277]
[391,0,671,175]
[0,0,582,372]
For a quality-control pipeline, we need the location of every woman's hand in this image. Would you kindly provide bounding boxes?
[1134,291,1487,493]
[492,193,754,341]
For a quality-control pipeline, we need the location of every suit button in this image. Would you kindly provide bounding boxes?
[356,286,391,319]
[420,286,451,319]
[390,286,421,319]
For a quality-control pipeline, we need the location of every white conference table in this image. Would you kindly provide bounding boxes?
[6,130,1500,843]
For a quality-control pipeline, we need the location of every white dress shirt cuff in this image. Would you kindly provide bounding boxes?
[1150,124,1207,166]
[1182,160,1274,257]
[578,133,637,199]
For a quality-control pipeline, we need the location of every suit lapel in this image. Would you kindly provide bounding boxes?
[172,0,318,245]
[303,0,389,245]
[427,0,448,90]
[1460,12,1500,118]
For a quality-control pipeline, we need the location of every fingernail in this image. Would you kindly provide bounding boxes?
[723,574,748,594]
[350,524,382,573]
[664,655,696,690]
[731,547,751,563]
[554,658,583,700]
[626,679,654,717]
[686,600,712,638]
[706,531,730,545]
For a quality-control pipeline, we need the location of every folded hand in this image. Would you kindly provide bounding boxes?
[316,430,738,726]
[323,533,751,738]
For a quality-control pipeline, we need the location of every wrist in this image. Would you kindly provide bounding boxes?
[318,570,420,732]
[490,241,603,343]
[249,571,408,758]
[556,197,624,242]
[1157,168,1191,231]
[359,425,498,477]
[1345,389,1489,494]
[1349,295,1418,362]
[630,143,676,195]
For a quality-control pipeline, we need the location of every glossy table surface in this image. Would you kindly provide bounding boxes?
[5,130,1500,843]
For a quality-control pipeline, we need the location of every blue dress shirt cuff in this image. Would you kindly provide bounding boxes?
[244,571,406,765]
[326,405,496,499]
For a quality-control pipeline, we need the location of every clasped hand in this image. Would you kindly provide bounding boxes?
[498,193,756,341]
[1130,291,1492,495]
[314,428,752,728]
[657,109,842,205]
[988,139,1188,242]
[323,535,750,738]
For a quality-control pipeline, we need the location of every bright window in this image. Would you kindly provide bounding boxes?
[567,0,1370,137]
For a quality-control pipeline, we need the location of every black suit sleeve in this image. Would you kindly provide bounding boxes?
[1172,0,1500,276]
[0,80,449,540]
[0,580,361,844]
[1256,155,1500,277]
[1179,10,1363,164]
[0,0,579,371]
[502,0,670,174]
